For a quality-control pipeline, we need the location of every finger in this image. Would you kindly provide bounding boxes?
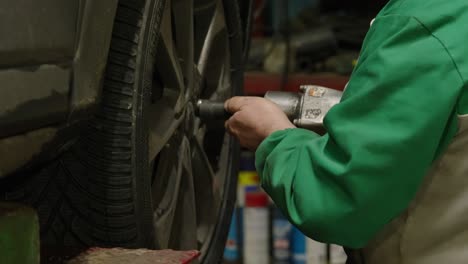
[225,96,253,113]
[224,118,237,136]
[225,97,243,113]
[224,119,231,133]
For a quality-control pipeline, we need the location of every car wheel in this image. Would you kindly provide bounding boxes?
[2,0,242,262]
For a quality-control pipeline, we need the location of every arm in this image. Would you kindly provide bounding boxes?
[254,15,463,248]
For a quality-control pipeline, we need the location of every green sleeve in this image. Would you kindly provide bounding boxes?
[255,15,463,248]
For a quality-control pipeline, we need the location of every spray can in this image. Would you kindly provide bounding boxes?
[243,190,270,264]
[290,227,307,264]
[237,171,260,208]
[329,244,347,264]
[224,208,241,263]
[306,238,327,264]
[272,207,292,264]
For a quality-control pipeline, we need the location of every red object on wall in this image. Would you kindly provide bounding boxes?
[244,72,350,96]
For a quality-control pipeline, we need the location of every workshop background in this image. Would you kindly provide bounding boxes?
[224,0,387,263]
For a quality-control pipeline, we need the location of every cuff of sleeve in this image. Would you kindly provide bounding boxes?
[255,129,293,170]
[255,128,317,176]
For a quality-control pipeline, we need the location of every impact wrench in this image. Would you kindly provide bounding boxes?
[195,85,343,132]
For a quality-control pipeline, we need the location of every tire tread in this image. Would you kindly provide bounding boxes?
[2,0,152,251]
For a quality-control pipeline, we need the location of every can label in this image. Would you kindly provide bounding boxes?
[306,239,327,264]
[330,244,347,264]
[224,210,239,261]
[291,227,306,264]
[273,218,292,263]
[244,208,269,264]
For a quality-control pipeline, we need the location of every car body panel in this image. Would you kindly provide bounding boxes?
[0,127,58,178]
[0,0,78,67]
[0,0,118,178]
[0,65,70,138]
[71,0,119,120]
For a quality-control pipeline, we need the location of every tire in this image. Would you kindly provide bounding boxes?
[1,0,243,263]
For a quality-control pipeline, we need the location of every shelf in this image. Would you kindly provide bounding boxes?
[244,72,349,95]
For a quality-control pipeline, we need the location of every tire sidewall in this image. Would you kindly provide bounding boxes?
[132,0,167,248]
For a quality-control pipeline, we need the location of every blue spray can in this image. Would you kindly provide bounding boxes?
[224,208,240,263]
[272,207,293,264]
[291,226,307,264]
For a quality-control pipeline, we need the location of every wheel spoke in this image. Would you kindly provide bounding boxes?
[157,0,185,95]
[148,98,185,161]
[215,133,231,184]
[209,56,231,101]
[170,139,199,250]
[153,135,198,250]
[172,0,194,97]
[191,135,219,244]
[197,1,229,99]
[152,134,184,249]
[197,0,226,75]
[194,0,218,61]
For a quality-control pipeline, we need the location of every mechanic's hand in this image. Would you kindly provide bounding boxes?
[225,96,296,150]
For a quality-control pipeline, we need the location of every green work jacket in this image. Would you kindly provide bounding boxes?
[255,0,468,248]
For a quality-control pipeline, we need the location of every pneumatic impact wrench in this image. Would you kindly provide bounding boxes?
[195,85,343,133]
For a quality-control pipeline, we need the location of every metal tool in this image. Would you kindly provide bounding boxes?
[196,85,343,131]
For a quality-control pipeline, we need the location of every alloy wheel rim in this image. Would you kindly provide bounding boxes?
[148,0,234,257]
